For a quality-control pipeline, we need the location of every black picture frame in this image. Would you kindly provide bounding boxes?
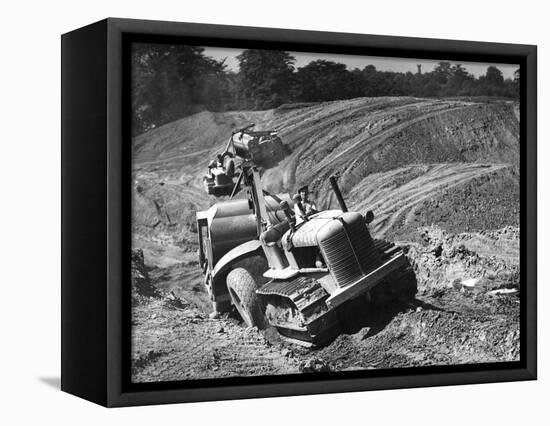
[61,17,537,407]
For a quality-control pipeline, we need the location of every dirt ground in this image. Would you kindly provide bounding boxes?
[132,291,519,382]
[130,96,520,383]
[131,227,520,382]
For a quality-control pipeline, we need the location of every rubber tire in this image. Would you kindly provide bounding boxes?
[226,267,265,328]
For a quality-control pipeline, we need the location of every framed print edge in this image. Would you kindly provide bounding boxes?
[522,44,537,381]
[61,17,537,408]
[61,18,109,406]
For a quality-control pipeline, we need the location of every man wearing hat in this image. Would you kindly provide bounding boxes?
[294,185,318,223]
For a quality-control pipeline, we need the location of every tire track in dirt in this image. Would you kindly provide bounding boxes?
[312,105,472,176]
[349,163,509,237]
[261,98,473,192]
[132,299,300,382]
[261,98,420,190]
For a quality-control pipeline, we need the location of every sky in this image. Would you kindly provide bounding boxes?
[203,46,518,79]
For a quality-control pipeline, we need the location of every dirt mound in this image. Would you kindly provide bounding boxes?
[396,166,519,238]
[132,111,268,259]
[351,163,518,238]
[132,175,205,247]
[131,249,160,303]
[348,163,519,240]
[132,299,301,382]
[149,262,211,313]
[405,226,519,292]
[314,288,519,370]
[133,110,268,165]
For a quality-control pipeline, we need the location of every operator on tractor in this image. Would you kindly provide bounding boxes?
[294,185,318,224]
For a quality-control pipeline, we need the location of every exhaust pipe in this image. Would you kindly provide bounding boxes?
[329,176,348,213]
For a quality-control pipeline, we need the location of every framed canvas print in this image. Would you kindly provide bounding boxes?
[61,18,537,407]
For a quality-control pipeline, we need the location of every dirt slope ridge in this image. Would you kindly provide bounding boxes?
[260,97,518,201]
[349,163,519,239]
[132,97,519,255]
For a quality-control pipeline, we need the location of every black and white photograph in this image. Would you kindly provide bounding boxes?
[130,42,521,383]
[2,0,547,419]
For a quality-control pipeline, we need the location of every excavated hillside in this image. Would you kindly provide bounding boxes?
[133,97,518,252]
[131,97,520,382]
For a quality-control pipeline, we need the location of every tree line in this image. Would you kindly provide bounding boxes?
[132,44,520,135]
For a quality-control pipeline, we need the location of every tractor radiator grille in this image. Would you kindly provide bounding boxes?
[320,217,381,288]
[347,218,381,273]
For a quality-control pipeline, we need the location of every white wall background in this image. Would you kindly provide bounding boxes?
[0,0,545,423]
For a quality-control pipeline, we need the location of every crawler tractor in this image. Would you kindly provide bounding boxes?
[196,125,416,346]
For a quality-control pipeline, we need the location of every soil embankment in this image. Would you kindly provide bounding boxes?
[131,97,520,382]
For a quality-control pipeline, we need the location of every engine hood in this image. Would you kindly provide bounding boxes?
[284,210,344,248]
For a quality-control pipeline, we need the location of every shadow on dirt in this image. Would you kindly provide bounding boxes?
[336,296,447,341]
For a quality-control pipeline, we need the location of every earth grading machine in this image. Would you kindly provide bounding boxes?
[196,125,416,346]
